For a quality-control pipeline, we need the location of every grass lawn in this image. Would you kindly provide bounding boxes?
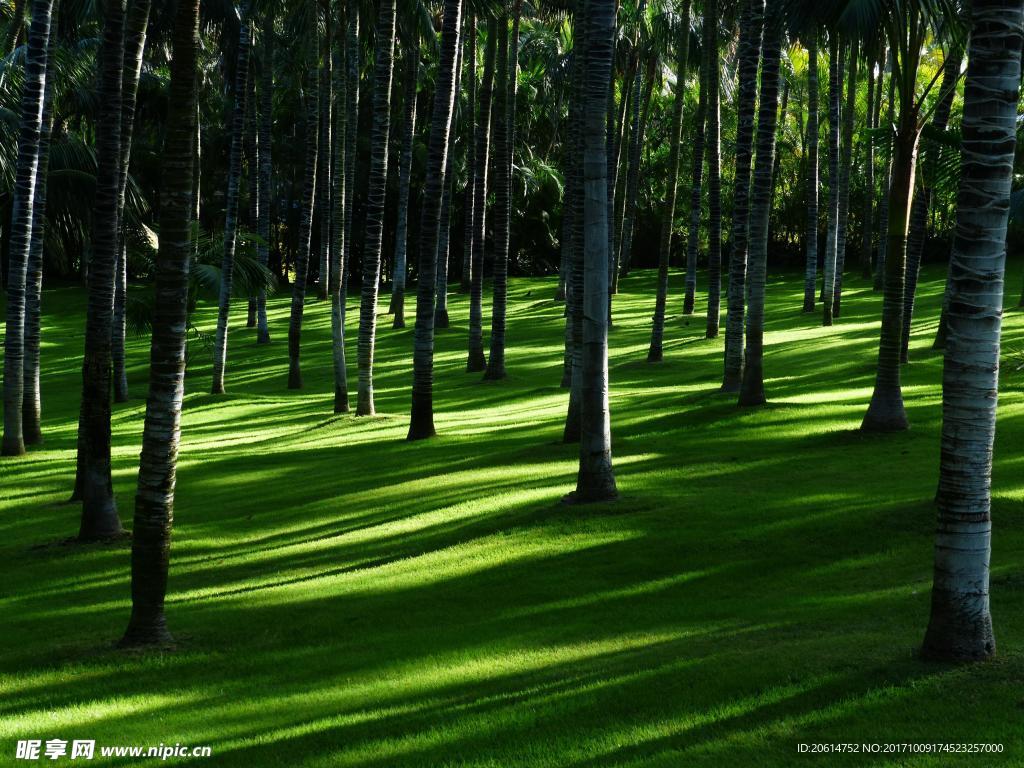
[2,263,1023,766]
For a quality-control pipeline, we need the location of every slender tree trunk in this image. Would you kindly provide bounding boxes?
[683,23,708,316]
[832,39,858,318]
[286,60,319,390]
[574,0,617,503]
[821,35,842,325]
[434,37,463,331]
[356,0,396,414]
[802,34,819,313]
[460,13,477,295]
[616,8,649,287]
[506,0,522,275]
[860,46,877,279]
[2,0,26,54]
[316,11,333,302]
[408,0,463,440]
[256,11,273,344]
[467,17,495,372]
[737,0,782,407]
[874,51,895,292]
[330,1,349,413]
[344,10,358,303]
[3,0,54,457]
[211,0,251,394]
[922,0,1021,661]
[389,38,419,327]
[647,0,693,362]
[703,2,723,339]
[245,58,258,329]
[720,0,764,386]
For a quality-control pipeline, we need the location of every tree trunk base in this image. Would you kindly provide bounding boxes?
[861,389,909,432]
[2,435,26,456]
[738,367,765,407]
[482,364,506,381]
[211,382,225,395]
[647,347,663,363]
[287,365,302,390]
[392,315,405,330]
[257,330,271,345]
[922,598,995,662]
[334,388,349,414]
[802,299,815,313]
[407,414,436,441]
[683,298,695,315]
[569,474,618,504]
[23,426,43,446]
[119,612,175,650]
[78,501,124,542]
[356,391,375,417]
[721,371,742,393]
[435,310,449,329]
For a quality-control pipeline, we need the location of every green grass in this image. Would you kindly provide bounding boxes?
[2,264,1024,767]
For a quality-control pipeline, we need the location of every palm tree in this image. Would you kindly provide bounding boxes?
[831,38,857,318]
[408,0,464,441]
[112,0,152,404]
[900,47,962,362]
[433,36,463,331]
[801,33,819,313]
[682,16,708,316]
[211,0,252,395]
[356,0,396,414]
[820,34,841,325]
[119,0,202,649]
[574,0,616,503]
[255,10,273,345]
[344,8,359,298]
[330,0,349,413]
[922,0,1021,661]
[859,40,879,279]
[615,0,648,287]
[286,55,320,390]
[721,0,764,387]
[460,12,477,295]
[316,8,333,302]
[703,1,722,339]
[2,0,55,457]
[737,0,783,407]
[389,34,420,329]
[874,46,894,292]
[648,0,692,363]
[76,0,127,540]
[467,16,496,373]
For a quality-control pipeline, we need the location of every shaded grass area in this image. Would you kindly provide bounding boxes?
[1,264,1023,766]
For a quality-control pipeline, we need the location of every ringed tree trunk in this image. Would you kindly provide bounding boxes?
[112,0,153,404]
[467,16,496,373]
[245,53,258,328]
[802,33,819,313]
[874,50,895,292]
[737,0,783,407]
[408,0,463,441]
[356,0,396,414]
[389,37,420,328]
[683,22,709,316]
[286,59,319,390]
[922,0,1021,661]
[860,44,877,279]
[255,10,273,344]
[573,0,617,503]
[647,0,693,363]
[460,12,477,295]
[2,0,54,457]
[316,12,333,302]
[821,34,842,325]
[434,36,463,331]
[77,0,127,540]
[703,2,723,339]
[330,0,349,413]
[832,39,858,319]
[483,12,510,381]
[119,0,202,649]
[720,0,764,387]
[211,0,252,395]
[344,9,359,291]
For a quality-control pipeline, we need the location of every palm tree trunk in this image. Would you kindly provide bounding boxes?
[859,45,877,279]
[900,48,962,362]
[720,0,764,385]
[211,0,252,394]
[3,0,54,457]
[483,12,510,381]
[344,10,359,299]
[316,13,333,302]
[256,10,273,344]
[245,60,258,329]
[874,51,895,292]
[460,13,477,295]
[832,39,858,318]
[2,0,26,54]
[467,16,496,373]
[703,0,723,339]
[330,1,349,413]
[286,61,319,390]
[506,0,522,273]
[574,0,617,503]
[356,0,396,414]
[922,0,1021,661]
[389,37,419,327]
[112,0,152,404]
[683,24,708,316]
[119,0,201,649]
[821,34,842,325]
[647,0,693,363]
[408,0,463,440]
[737,0,782,407]
[802,33,819,313]
[615,9,649,288]
[434,37,463,331]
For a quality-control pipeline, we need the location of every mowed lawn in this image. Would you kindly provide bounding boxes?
[2,262,1024,767]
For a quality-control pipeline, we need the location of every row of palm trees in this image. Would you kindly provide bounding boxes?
[1,0,1022,663]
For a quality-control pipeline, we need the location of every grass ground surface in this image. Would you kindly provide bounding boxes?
[2,264,1024,766]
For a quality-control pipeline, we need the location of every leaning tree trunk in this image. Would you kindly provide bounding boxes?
[647,0,693,363]
[832,39,858,318]
[899,48,962,362]
[802,33,819,313]
[2,0,54,457]
[356,0,396,414]
[22,22,57,447]
[703,1,723,339]
[483,13,510,381]
[286,61,319,390]
[737,0,782,407]
[720,0,764,386]
[408,0,463,441]
[77,0,126,540]
[112,0,152,404]
[683,24,709,316]
[119,0,201,649]
[922,0,1021,661]
[467,16,496,373]
[330,0,349,413]
[460,13,477,295]
[211,0,252,395]
[255,11,273,344]
[574,0,617,503]
[821,35,842,325]
[389,38,419,327]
